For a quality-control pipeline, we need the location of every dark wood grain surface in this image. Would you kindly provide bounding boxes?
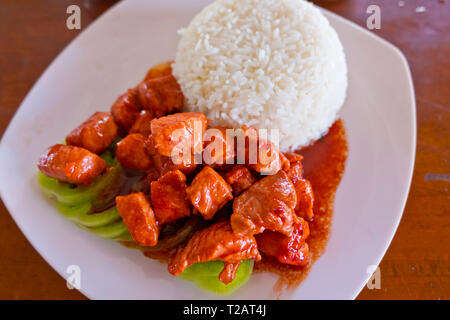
[0,0,448,300]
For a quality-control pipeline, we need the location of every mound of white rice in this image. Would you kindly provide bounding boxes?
[173,0,347,151]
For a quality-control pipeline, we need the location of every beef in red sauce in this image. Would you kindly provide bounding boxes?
[223,165,256,195]
[202,126,235,167]
[129,110,154,136]
[256,217,310,266]
[137,75,184,118]
[110,88,141,132]
[37,61,347,290]
[146,135,198,175]
[254,120,347,292]
[38,144,106,185]
[150,112,208,158]
[186,166,233,220]
[231,170,297,237]
[66,111,118,154]
[168,221,261,284]
[116,133,153,172]
[143,61,173,81]
[237,126,283,175]
[116,192,159,246]
[150,170,192,225]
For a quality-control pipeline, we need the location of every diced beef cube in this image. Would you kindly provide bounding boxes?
[286,162,304,185]
[284,152,304,164]
[66,111,118,154]
[146,135,198,175]
[110,89,141,131]
[137,75,183,118]
[168,221,261,284]
[255,218,310,266]
[236,127,282,174]
[129,110,153,137]
[186,166,233,220]
[150,112,208,158]
[150,170,191,225]
[116,192,159,246]
[202,126,235,166]
[38,144,106,185]
[231,170,297,237]
[223,165,256,195]
[143,61,173,80]
[116,133,153,172]
[249,139,283,175]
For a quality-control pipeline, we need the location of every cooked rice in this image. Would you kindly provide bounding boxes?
[173,0,347,151]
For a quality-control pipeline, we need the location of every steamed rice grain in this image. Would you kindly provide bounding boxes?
[173,0,347,151]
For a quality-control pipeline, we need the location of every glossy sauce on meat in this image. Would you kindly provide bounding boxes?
[168,221,261,283]
[66,112,118,154]
[253,119,348,295]
[186,166,233,220]
[151,170,191,225]
[116,192,159,246]
[38,57,348,292]
[38,144,107,185]
[117,119,347,292]
[231,170,297,237]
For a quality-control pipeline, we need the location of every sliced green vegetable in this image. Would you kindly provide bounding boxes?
[100,149,115,166]
[56,201,91,221]
[76,206,121,228]
[178,259,254,295]
[37,160,122,206]
[116,232,134,242]
[56,203,121,228]
[78,220,130,240]
[38,145,254,294]
[38,147,131,241]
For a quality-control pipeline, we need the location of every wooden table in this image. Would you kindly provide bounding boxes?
[0,0,448,300]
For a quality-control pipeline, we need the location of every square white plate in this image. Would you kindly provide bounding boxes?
[0,0,415,299]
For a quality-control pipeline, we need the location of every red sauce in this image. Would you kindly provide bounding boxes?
[125,119,348,293]
[253,119,348,295]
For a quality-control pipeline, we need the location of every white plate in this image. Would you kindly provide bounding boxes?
[0,0,415,299]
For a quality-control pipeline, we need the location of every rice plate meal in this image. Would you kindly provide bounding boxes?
[36,0,348,295]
